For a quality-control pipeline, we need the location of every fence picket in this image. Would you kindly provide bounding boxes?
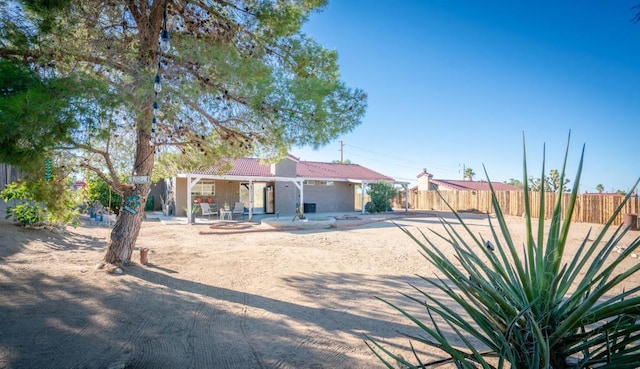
[397,190,638,225]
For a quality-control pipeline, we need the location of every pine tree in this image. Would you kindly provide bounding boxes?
[1,0,366,266]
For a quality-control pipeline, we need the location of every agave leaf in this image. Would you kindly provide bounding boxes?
[402,284,504,347]
[408,228,520,321]
[558,228,594,295]
[566,207,639,304]
[535,142,546,276]
[484,215,531,300]
[363,336,408,369]
[373,296,478,366]
[408,341,426,368]
[551,262,640,345]
[521,134,538,282]
[559,234,640,322]
[485,173,536,303]
[568,313,640,356]
[554,143,584,272]
[368,135,640,368]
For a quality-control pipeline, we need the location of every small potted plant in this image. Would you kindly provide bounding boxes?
[183,205,200,223]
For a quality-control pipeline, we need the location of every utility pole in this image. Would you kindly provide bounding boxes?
[339,140,344,163]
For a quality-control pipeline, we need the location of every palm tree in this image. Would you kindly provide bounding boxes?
[596,183,604,193]
[464,167,475,181]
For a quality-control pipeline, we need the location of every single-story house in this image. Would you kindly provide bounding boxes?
[163,155,408,222]
[414,169,522,192]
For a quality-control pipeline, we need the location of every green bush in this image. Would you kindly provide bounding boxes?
[1,181,42,226]
[6,201,42,226]
[2,178,83,227]
[366,182,396,213]
[367,137,640,368]
[86,176,122,214]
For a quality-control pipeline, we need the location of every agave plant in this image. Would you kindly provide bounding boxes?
[367,136,640,368]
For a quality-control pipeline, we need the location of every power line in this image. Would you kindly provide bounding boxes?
[344,143,456,172]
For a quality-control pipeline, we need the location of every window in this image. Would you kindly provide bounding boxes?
[305,180,335,186]
[191,180,216,197]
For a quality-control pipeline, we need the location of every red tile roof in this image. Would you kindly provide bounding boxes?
[225,158,272,176]
[297,161,394,181]
[192,158,395,182]
[431,179,521,191]
[194,158,272,176]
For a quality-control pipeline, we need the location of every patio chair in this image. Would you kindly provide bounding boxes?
[232,202,245,220]
[200,202,218,219]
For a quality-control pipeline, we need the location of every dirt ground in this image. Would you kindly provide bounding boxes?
[1,203,639,369]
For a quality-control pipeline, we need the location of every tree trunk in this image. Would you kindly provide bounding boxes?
[101,2,164,266]
[103,199,146,264]
[103,126,155,265]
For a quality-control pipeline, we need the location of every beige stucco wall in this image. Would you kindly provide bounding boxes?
[175,179,359,215]
[417,174,432,191]
[175,177,188,215]
[174,178,243,216]
[274,157,297,177]
[301,182,355,213]
[274,181,298,214]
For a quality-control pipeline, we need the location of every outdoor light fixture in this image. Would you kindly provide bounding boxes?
[160,29,170,53]
[160,0,170,52]
[151,0,171,148]
[151,117,157,136]
[153,74,162,93]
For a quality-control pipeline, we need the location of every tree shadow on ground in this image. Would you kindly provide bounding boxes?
[0,262,453,369]
[0,220,104,260]
[126,266,453,367]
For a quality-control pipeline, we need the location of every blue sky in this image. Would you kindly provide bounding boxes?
[291,1,640,193]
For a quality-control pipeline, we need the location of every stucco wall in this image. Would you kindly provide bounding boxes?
[175,178,244,216]
[301,182,355,213]
[175,177,188,215]
[147,181,166,211]
[176,179,358,215]
[274,157,297,177]
[274,181,298,214]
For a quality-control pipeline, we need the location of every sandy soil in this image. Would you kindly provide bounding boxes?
[1,204,639,369]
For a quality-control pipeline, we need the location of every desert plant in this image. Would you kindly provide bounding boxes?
[1,179,80,227]
[465,167,475,181]
[366,182,397,213]
[2,181,44,226]
[367,136,640,368]
[5,201,42,226]
[86,176,123,215]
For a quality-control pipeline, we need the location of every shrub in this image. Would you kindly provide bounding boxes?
[1,179,80,227]
[6,200,42,226]
[367,137,640,368]
[86,176,122,214]
[366,182,396,213]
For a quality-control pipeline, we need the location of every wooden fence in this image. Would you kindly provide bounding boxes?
[354,193,371,211]
[1,163,23,191]
[395,190,640,226]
